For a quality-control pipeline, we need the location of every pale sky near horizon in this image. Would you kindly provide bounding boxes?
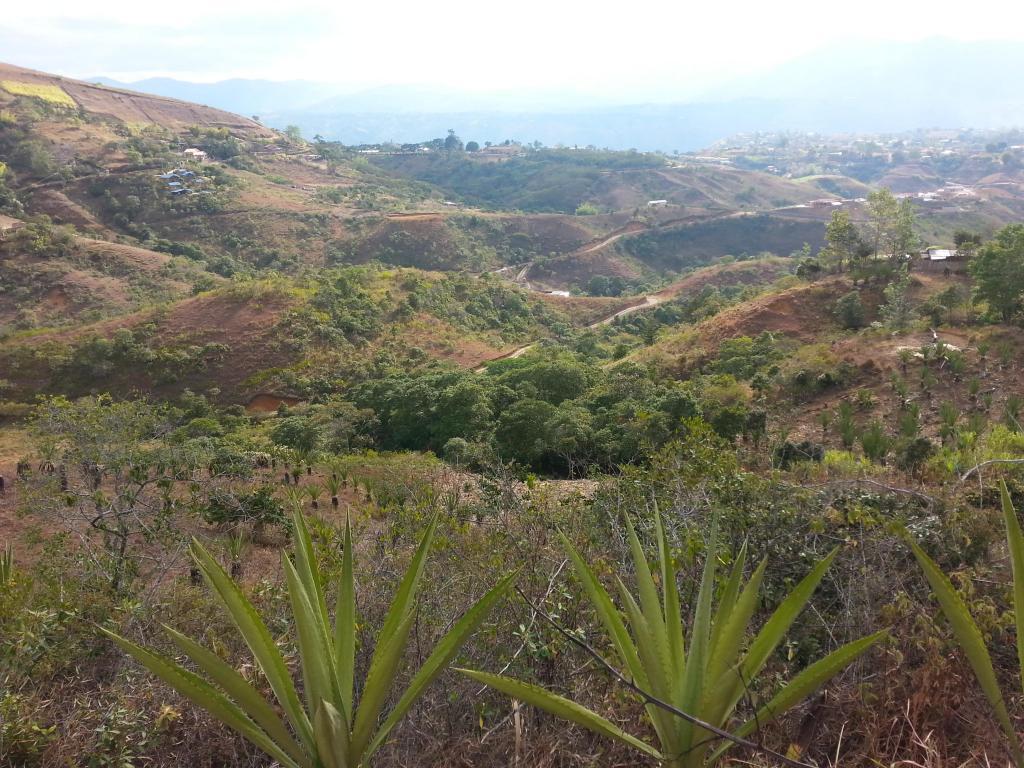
[2,0,1023,95]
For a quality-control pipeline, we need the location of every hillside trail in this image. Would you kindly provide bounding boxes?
[509,204,795,288]
[473,287,672,373]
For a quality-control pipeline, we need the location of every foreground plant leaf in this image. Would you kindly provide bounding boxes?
[908,481,1024,767]
[470,510,882,767]
[104,509,516,767]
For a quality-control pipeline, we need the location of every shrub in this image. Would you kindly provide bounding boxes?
[774,440,825,469]
[860,420,891,463]
[834,290,866,329]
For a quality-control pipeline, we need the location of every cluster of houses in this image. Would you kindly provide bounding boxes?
[156,167,208,197]
[899,183,978,207]
[154,147,214,197]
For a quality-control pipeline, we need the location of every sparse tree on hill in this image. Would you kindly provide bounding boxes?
[29,396,179,592]
[881,267,914,329]
[970,224,1024,322]
[867,188,918,260]
[444,129,463,153]
[823,209,862,271]
[954,229,982,260]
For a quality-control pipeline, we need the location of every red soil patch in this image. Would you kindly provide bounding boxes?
[76,238,173,272]
[394,313,507,368]
[2,288,299,402]
[246,393,303,413]
[699,277,848,347]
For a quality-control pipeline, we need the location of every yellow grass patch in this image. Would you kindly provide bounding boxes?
[1,80,77,107]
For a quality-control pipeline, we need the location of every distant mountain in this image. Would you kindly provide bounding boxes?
[94,38,1024,150]
[89,76,348,118]
[710,38,1024,129]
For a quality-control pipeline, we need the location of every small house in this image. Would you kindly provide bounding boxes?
[0,214,25,240]
[919,246,958,271]
[647,200,668,208]
[183,148,208,162]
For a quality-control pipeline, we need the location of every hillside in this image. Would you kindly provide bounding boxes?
[7,58,1024,768]
[0,62,271,135]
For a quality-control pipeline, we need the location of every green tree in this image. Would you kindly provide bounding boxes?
[954,229,982,260]
[970,224,1024,322]
[271,417,322,454]
[444,129,463,153]
[880,267,914,329]
[822,209,862,271]
[494,398,556,465]
[866,188,917,259]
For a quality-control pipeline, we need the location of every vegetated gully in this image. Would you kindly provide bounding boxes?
[474,204,810,371]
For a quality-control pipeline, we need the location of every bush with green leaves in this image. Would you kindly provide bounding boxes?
[104,510,517,768]
[462,508,884,768]
[201,485,286,531]
[833,290,866,329]
[860,420,891,463]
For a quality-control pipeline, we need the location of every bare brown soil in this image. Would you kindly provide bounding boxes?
[28,188,104,231]
[245,393,303,413]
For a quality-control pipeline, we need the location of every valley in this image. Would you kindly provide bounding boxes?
[3,59,1024,768]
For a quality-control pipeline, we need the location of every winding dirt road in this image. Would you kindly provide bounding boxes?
[473,289,672,372]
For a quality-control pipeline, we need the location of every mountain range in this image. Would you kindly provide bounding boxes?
[89,38,1024,151]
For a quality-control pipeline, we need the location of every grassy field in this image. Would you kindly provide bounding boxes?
[0,80,76,107]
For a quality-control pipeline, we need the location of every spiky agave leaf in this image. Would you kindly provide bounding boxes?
[456,669,663,760]
[469,514,880,768]
[104,510,514,768]
[909,516,1024,766]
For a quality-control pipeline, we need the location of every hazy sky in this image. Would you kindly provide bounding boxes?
[3,0,1023,94]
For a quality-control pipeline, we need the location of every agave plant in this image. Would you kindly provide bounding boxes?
[461,509,884,767]
[325,474,342,509]
[908,480,1024,767]
[305,482,323,510]
[104,511,516,768]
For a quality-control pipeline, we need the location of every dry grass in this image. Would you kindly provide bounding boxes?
[1,80,76,107]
